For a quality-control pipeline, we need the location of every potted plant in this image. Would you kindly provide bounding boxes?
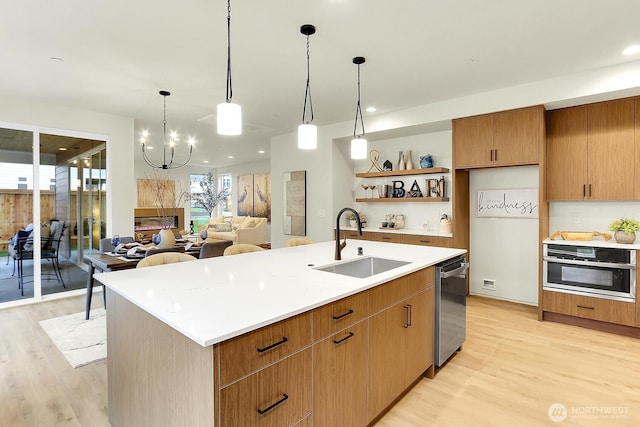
[346,211,358,228]
[608,217,640,244]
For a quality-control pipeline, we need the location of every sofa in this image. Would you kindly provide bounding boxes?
[203,216,267,245]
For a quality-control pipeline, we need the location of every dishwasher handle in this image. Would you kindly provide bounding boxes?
[441,262,469,279]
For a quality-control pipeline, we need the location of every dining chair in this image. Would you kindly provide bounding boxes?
[222,244,266,256]
[286,238,315,247]
[199,240,233,259]
[136,252,196,268]
[41,222,67,286]
[99,236,135,253]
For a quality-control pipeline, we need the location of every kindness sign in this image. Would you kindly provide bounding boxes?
[476,188,538,218]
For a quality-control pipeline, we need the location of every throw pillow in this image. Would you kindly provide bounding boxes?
[11,230,30,249]
[213,223,232,232]
[241,216,255,228]
[23,224,52,251]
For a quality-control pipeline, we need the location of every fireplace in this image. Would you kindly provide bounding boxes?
[134,208,184,239]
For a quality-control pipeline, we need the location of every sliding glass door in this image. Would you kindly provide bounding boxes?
[0,124,108,306]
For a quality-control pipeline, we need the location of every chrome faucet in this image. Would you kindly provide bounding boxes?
[335,207,363,260]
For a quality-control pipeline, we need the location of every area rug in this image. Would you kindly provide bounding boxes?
[39,308,106,368]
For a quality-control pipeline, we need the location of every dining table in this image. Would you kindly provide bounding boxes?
[83,252,141,320]
[83,241,205,319]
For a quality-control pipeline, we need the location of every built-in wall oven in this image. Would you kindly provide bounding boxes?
[543,243,636,302]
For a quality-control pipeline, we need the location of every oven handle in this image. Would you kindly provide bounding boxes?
[441,262,469,279]
[543,257,636,270]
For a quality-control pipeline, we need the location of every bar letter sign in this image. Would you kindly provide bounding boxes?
[476,188,538,218]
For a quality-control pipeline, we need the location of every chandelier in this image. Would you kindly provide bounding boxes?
[140,90,195,169]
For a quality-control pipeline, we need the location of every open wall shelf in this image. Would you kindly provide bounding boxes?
[355,197,449,203]
[355,167,449,178]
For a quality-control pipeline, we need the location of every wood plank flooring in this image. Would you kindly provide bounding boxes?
[1,295,639,426]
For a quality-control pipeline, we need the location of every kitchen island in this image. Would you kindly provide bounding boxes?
[99,240,465,427]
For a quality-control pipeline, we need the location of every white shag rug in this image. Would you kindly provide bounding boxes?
[39,308,107,368]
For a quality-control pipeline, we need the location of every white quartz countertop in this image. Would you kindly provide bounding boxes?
[99,240,465,347]
[543,237,640,250]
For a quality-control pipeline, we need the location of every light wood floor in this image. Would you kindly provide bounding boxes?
[1,295,639,426]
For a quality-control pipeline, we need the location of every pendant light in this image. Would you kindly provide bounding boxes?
[351,57,367,159]
[217,0,241,135]
[140,90,195,169]
[298,24,317,149]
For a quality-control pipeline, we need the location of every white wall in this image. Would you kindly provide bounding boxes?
[469,167,539,305]
[351,131,452,230]
[0,95,135,237]
[550,201,640,235]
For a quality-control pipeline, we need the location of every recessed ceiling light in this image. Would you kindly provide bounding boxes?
[258,150,265,154]
[51,57,64,62]
[622,45,640,56]
[58,147,67,151]
[203,160,209,163]
[228,155,234,159]
[366,106,376,113]
[147,146,154,150]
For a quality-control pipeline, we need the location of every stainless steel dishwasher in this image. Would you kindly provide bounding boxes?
[435,255,469,367]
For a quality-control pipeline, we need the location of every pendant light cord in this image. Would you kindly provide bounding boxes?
[225,0,233,103]
[162,93,168,166]
[302,34,314,124]
[353,62,365,138]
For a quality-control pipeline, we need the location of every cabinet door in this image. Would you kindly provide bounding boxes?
[404,288,434,384]
[493,106,542,166]
[546,107,589,200]
[367,304,406,423]
[453,114,494,168]
[313,321,367,427]
[220,349,311,427]
[542,291,635,326]
[587,100,635,200]
[636,102,640,200]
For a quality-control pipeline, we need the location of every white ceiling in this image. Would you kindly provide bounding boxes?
[2,0,640,168]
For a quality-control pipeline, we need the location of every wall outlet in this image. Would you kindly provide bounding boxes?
[482,279,496,291]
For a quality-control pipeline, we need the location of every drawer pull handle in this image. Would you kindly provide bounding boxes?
[419,240,431,243]
[404,304,412,328]
[333,309,354,320]
[333,331,355,345]
[257,393,289,415]
[383,237,392,240]
[256,337,288,353]
[577,305,594,310]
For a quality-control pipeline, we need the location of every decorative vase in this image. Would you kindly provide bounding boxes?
[398,151,405,170]
[406,150,413,170]
[157,228,176,249]
[614,231,636,244]
[420,154,433,168]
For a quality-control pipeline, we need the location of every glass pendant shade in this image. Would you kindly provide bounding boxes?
[217,102,242,135]
[298,124,317,149]
[351,136,367,159]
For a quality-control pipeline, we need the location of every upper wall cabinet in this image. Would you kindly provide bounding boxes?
[547,99,635,201]
[453,105,544,169]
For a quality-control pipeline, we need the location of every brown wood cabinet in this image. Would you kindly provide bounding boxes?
[313,321,367,427]
[547,99,635,200]
[312,290,369,340]
[542,291,635,327]
[218,312,312,386]
[453,106,544,169]
[400,234,451,247]
[220,348,312,427]
[336,229,452,248]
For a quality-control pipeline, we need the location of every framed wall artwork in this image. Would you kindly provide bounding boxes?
[237,173,272,221]
[476,188,538,218]
[237,174,254,217]
[283,170,306,235]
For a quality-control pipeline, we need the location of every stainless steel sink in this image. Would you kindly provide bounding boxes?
[314,256,410,278]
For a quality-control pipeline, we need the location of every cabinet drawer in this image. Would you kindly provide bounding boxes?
[369,268,433,313]
[312,291,369,340]
[219,313,311,386]
[220,348,311,427]
[401,234,451,247]
[337,230,366,240]
[543,291,635,326]
[371,232,403,243]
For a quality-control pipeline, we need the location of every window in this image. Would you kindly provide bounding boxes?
[221,173,232,216]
